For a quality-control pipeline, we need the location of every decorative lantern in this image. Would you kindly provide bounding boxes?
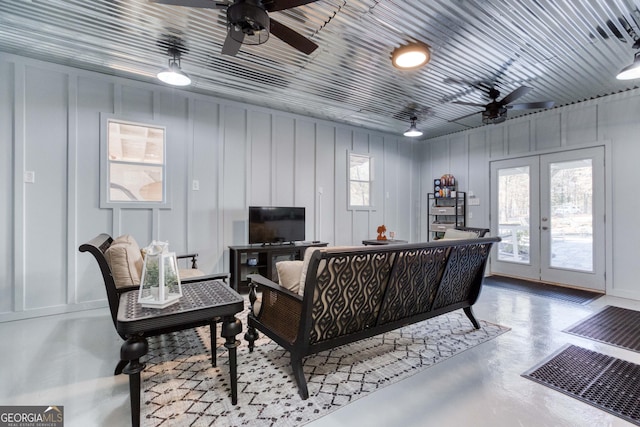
[138,241,182,308]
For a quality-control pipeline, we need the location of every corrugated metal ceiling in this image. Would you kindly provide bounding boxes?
[1,0,639,138]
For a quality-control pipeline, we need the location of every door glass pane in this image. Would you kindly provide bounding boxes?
[549,159,593,272]
[497,166,530,263]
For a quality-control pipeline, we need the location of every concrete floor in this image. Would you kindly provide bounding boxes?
[1,283,639,426]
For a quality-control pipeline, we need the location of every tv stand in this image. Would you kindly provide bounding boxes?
[229,242,328,293]
[261,242,295,247]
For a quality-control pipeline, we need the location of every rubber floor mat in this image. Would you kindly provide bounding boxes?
[565,306,640,352]
[523,344,640,425]
[484,276,601,305]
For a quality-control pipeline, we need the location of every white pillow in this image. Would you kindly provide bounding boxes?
[298,247,323,296]
[440,228,478,240]
[104,234,143,289]
[276,260,304,294]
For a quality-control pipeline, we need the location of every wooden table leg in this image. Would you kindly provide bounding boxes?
[121,335,148,427]
[221,316,242,405]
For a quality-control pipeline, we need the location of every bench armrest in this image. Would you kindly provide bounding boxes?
[181,272,230,284]
[177,253,199,269]
[248,274,302,344]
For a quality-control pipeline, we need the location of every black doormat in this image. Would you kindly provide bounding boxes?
[565,306,640,352]
[484,275,601,305]
[523,344,640,425]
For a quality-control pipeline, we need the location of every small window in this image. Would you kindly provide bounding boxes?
[349,152,373,209]
[101,116,170,208]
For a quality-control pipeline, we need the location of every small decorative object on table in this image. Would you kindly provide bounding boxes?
[376,224,387,241]
[139,240,182,308]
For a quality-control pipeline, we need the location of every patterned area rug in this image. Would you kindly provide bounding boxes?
[141,304,509,426]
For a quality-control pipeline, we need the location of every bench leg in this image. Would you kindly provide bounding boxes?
[120,336,148,427]
[464,306,480,329]
[244,324,258,352]
[210,320,217,367]
[291,356,309,400]
[222,316,242,405]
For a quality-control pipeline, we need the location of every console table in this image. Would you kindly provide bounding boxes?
[116,280,244,427]
[362,239,408,246]
[229,242,328,292]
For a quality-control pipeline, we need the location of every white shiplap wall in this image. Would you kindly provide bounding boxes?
[421,88,640,300]
[0,53,420,322]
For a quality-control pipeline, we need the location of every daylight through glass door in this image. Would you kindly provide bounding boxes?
[548,159,593,272]
[497,166,530,264]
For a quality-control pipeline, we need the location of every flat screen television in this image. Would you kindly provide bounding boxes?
[248,206,305,245]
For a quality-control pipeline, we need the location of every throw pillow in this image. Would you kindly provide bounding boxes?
[441,228,479,240]
[276,260,304,294]
[104,234,144,289]
[298,247,323,296]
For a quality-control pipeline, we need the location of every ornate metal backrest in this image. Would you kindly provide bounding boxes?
[379,245,449,324]
[306,248,395,344]
[302,238,499,346]
[430,241,493,310]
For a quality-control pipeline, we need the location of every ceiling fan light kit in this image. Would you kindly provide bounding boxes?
[152,0,319,57]
[391,43,431,70]
[157,48,191,86]
[403,116,423,137]
[227,1,270,45]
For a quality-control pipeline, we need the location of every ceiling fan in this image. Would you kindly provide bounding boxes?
[448,82,555,125]
[151,0,320,56]
[393,102,434,123]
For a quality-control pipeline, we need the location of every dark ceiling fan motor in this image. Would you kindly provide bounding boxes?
[227,0,270,45]
[482,88,507,124]
[482,107,507,124]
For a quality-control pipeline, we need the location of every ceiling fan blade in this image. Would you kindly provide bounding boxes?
[270,18,318,55]
[150,0,227,9]
[507,101,555,110]
[452,101,486,108]
[222,28,244,56]
[444,77,492,92]
[263,0,320,12]
[449,111,481,122]
[500,86,532,105]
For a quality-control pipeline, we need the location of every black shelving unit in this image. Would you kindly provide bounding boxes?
[427,191,466,241]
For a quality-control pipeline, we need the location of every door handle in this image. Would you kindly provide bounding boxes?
[542,226,549,230]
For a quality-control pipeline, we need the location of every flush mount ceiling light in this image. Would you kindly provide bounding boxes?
[157,46,191,86]
[617,40,640,80]
[391,43,431,70]
[403,116,423,137]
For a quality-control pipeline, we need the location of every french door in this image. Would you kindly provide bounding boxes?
[490,147,605,291]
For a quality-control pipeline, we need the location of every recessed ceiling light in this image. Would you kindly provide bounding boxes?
[391,43,431,70]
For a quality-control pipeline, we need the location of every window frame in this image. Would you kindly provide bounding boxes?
[99,114,172,209]
[347,151,375,211]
